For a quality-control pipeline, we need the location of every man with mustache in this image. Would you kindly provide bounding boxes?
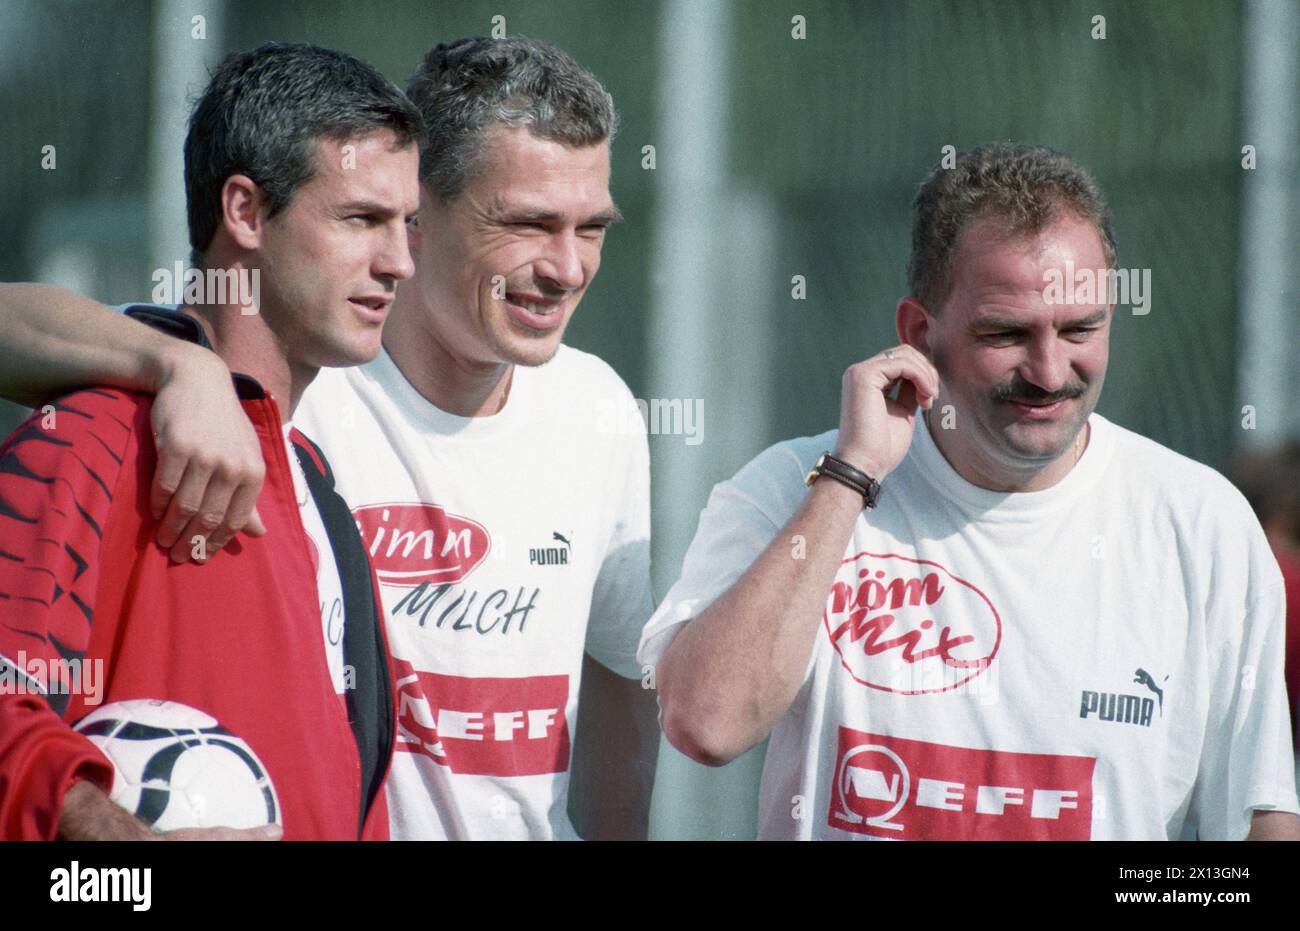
[639,144,1300,840]
[0,36,655,840]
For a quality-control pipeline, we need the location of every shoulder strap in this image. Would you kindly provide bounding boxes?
[288,428,334,485]
[288,431,392,836]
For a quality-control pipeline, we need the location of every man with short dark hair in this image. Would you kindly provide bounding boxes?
[641,143,1300,840]
[0,42,421,840]
[0,36,656,840]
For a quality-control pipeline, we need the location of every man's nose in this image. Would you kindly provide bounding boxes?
[375,221,417,283]
[536,232,585,291]
[1020,336,1071,393]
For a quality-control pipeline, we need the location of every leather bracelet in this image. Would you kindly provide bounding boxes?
[823,453,876,492]
[804,451,882,509]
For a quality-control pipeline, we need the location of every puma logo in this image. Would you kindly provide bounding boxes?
[529,532,573,567]
[1133,668,1167,713]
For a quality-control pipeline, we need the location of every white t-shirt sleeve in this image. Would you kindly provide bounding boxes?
[1187,513,1300,840]
[637,439,811,671]
[583,394,655,679]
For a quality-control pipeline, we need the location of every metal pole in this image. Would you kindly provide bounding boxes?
[148,0,225,275]
[1237,0,1299,446]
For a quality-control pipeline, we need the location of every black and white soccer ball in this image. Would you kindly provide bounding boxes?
[74,699,281,831]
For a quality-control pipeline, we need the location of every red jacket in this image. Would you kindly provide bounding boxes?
[0,309,395,840]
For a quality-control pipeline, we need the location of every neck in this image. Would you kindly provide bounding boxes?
[182,264,315,422]
[381,291,514,417]
[926,410,1089,493]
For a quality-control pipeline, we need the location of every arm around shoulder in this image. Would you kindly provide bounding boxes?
[0,284,267,559]
[0,283,193,407]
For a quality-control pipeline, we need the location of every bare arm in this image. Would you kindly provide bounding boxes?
[567,654,659,840]
[0,283,265,558]
[656,346,940,766]
[59,780,282,840]
[1244,810,1300,840]
[0,284,189,407]
[57,780,155,840]
[657,479,866,766]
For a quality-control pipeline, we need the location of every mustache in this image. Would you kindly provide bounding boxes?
[990,377,1087,405]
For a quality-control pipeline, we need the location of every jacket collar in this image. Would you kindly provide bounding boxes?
[123,304,266,400]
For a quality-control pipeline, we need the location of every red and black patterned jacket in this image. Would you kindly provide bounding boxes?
[0,307,394,840]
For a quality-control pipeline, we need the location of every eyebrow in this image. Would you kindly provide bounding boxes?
[971,308,1109,331]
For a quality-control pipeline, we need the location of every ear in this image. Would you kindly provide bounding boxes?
[219,174,266,252]
[407,183,447,252]
[407,195,433,252]
[896,296,934,356]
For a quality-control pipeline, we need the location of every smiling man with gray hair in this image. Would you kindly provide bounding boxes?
[0,35,657,840]
[294,35,656,842]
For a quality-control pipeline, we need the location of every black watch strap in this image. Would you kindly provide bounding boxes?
[804,451,882,509]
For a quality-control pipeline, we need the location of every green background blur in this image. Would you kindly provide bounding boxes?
[1,0,1296,839]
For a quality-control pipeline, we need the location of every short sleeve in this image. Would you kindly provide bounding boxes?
[583,398,654,679]
[636,439,813,671]
[1187,527,1300,839]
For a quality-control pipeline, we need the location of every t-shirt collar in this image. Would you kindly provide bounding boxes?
[908,406,1116,519]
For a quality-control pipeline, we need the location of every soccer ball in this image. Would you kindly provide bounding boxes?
[73,699,281,832]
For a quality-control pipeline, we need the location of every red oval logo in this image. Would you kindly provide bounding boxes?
[353,503,490,586]
[823,551,1001,694]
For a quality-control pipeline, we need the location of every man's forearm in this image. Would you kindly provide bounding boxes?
[569,654,659,840]
[58,780,155,841]
[656,478,865,766]
[1245,810,1300,840]
[0,283,187,406]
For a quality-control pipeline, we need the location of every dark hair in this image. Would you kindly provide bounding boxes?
[908,143,1117,312]
[405,35,616,202]
[185,42,424,260]
[1228,444,1300,546]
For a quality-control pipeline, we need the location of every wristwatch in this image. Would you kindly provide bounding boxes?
[804,451,882,509]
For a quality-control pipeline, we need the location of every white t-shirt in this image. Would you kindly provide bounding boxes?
[638,413,1300,840]
[296,346,653,840]
[282,424,348,697]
